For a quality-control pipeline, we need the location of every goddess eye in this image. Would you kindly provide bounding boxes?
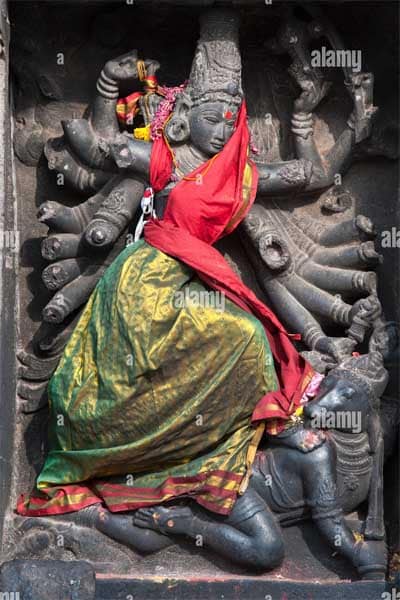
[204,116,219,124]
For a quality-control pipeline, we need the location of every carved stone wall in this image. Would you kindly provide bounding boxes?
[0,0,398,594]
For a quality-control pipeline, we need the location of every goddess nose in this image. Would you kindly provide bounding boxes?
[214,123,225,141]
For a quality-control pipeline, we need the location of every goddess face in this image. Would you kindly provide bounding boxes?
[188,102,237,156]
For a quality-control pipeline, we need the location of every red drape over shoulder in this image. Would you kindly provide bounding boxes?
[144,101,314,432]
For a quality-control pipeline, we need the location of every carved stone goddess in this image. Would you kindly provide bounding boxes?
[17,8,385,578]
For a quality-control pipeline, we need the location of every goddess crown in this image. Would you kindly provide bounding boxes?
[186,9,243,107]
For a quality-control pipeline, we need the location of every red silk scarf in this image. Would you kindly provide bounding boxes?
[144,101,314,432]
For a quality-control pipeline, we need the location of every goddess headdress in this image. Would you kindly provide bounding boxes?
[116,9,244,143]
[185,9,243,107]
[163,9,244,144]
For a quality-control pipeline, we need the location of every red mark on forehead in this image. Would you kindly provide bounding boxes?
[224,110,234,120]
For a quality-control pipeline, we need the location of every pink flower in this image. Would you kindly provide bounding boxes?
[300,372,325,405]
[150,82,188,141]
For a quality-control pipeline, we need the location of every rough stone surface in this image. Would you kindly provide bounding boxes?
[95,576,399,600]
[0,560,95,600]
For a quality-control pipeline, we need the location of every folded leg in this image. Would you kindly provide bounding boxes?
[134,489,284,571]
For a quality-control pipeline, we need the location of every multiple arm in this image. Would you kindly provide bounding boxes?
[256,82,371,196]
[63,51,155,178]
[86,44,375,195]
[257,16,376,197]
[91,52,162,178]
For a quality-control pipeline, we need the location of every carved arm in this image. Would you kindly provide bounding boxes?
[90,52,160,139]
[291,110,355,191]
[255,79,373,196]
[109,133,151,180]
[290,71,377,193]
[256,159,313,195]
[266,18,377,194]
[60,52,157,175]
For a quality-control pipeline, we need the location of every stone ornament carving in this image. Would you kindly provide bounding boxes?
[186,10,243,107]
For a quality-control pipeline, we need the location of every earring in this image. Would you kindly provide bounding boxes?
[164,116,190,144]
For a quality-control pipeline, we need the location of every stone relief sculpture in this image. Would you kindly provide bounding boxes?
[12,4,398,584]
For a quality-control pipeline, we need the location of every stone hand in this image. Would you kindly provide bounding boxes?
[314,336,356,362]
[349,295,382,329]
[269,17,331,114]
[345,72,378,143]
[104,51,160,83]
[38,177,145,324]
[292,73,332,114]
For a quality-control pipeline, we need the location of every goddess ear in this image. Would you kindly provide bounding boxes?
[164,92,192,144]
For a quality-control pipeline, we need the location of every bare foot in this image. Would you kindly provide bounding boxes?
[271,427,326,453]
[315,336,356,362]
[133,505,195,536]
